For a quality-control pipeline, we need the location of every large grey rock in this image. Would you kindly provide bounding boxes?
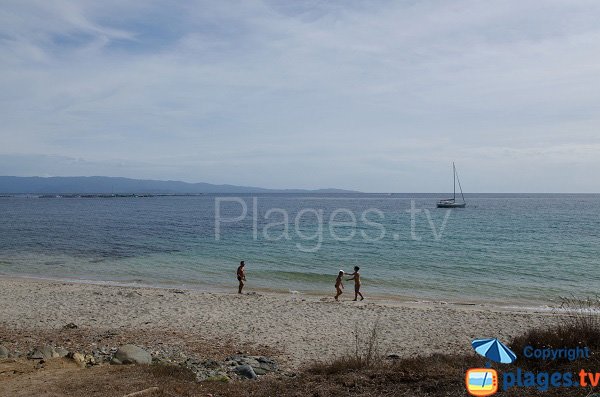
[234,364,257,380]
[113,344,151,365]
[29,345,56,360]
[0,345,8,359]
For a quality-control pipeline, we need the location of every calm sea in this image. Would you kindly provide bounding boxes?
[0,194,598,306]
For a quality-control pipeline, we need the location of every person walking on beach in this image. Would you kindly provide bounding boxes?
[347,266,364,301]
[334,270,344,301]
[237,261,246,294]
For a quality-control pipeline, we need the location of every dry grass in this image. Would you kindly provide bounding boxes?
[557,296,600,330]
[308,321,383,375]
[510,296,600,372]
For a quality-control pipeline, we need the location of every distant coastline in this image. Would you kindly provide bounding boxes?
[0,175,359,195]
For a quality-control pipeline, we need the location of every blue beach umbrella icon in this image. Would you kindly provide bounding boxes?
[471,338,517,364]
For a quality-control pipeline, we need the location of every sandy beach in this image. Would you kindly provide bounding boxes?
[0,277,555,368]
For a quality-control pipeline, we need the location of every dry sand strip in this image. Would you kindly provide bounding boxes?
[0,277,555,367]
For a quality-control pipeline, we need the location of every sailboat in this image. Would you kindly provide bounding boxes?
[437,162,466,208]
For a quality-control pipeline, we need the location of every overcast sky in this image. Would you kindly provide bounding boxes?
[1,0,600,192]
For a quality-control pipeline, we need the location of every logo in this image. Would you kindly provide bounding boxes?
[466,338,597,394]
[466,368,498,396]
[466,338,515,396]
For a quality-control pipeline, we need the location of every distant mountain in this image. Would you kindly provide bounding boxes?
[0,176,357,194]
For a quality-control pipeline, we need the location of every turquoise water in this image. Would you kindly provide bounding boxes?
[0,194,598,305]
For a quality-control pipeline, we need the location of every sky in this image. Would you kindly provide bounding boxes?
[1,0,600,192]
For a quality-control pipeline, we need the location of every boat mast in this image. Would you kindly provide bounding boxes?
[453,162,456,201]
[455,164,466,203]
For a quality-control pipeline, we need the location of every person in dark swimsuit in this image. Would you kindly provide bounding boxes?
[237,261,246,294]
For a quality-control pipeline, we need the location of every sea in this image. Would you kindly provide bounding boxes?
[0,193,598,307]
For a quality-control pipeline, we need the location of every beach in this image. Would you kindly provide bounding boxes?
[0,277,554,368]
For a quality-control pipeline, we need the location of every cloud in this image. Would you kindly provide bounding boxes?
[1,0,599,191]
